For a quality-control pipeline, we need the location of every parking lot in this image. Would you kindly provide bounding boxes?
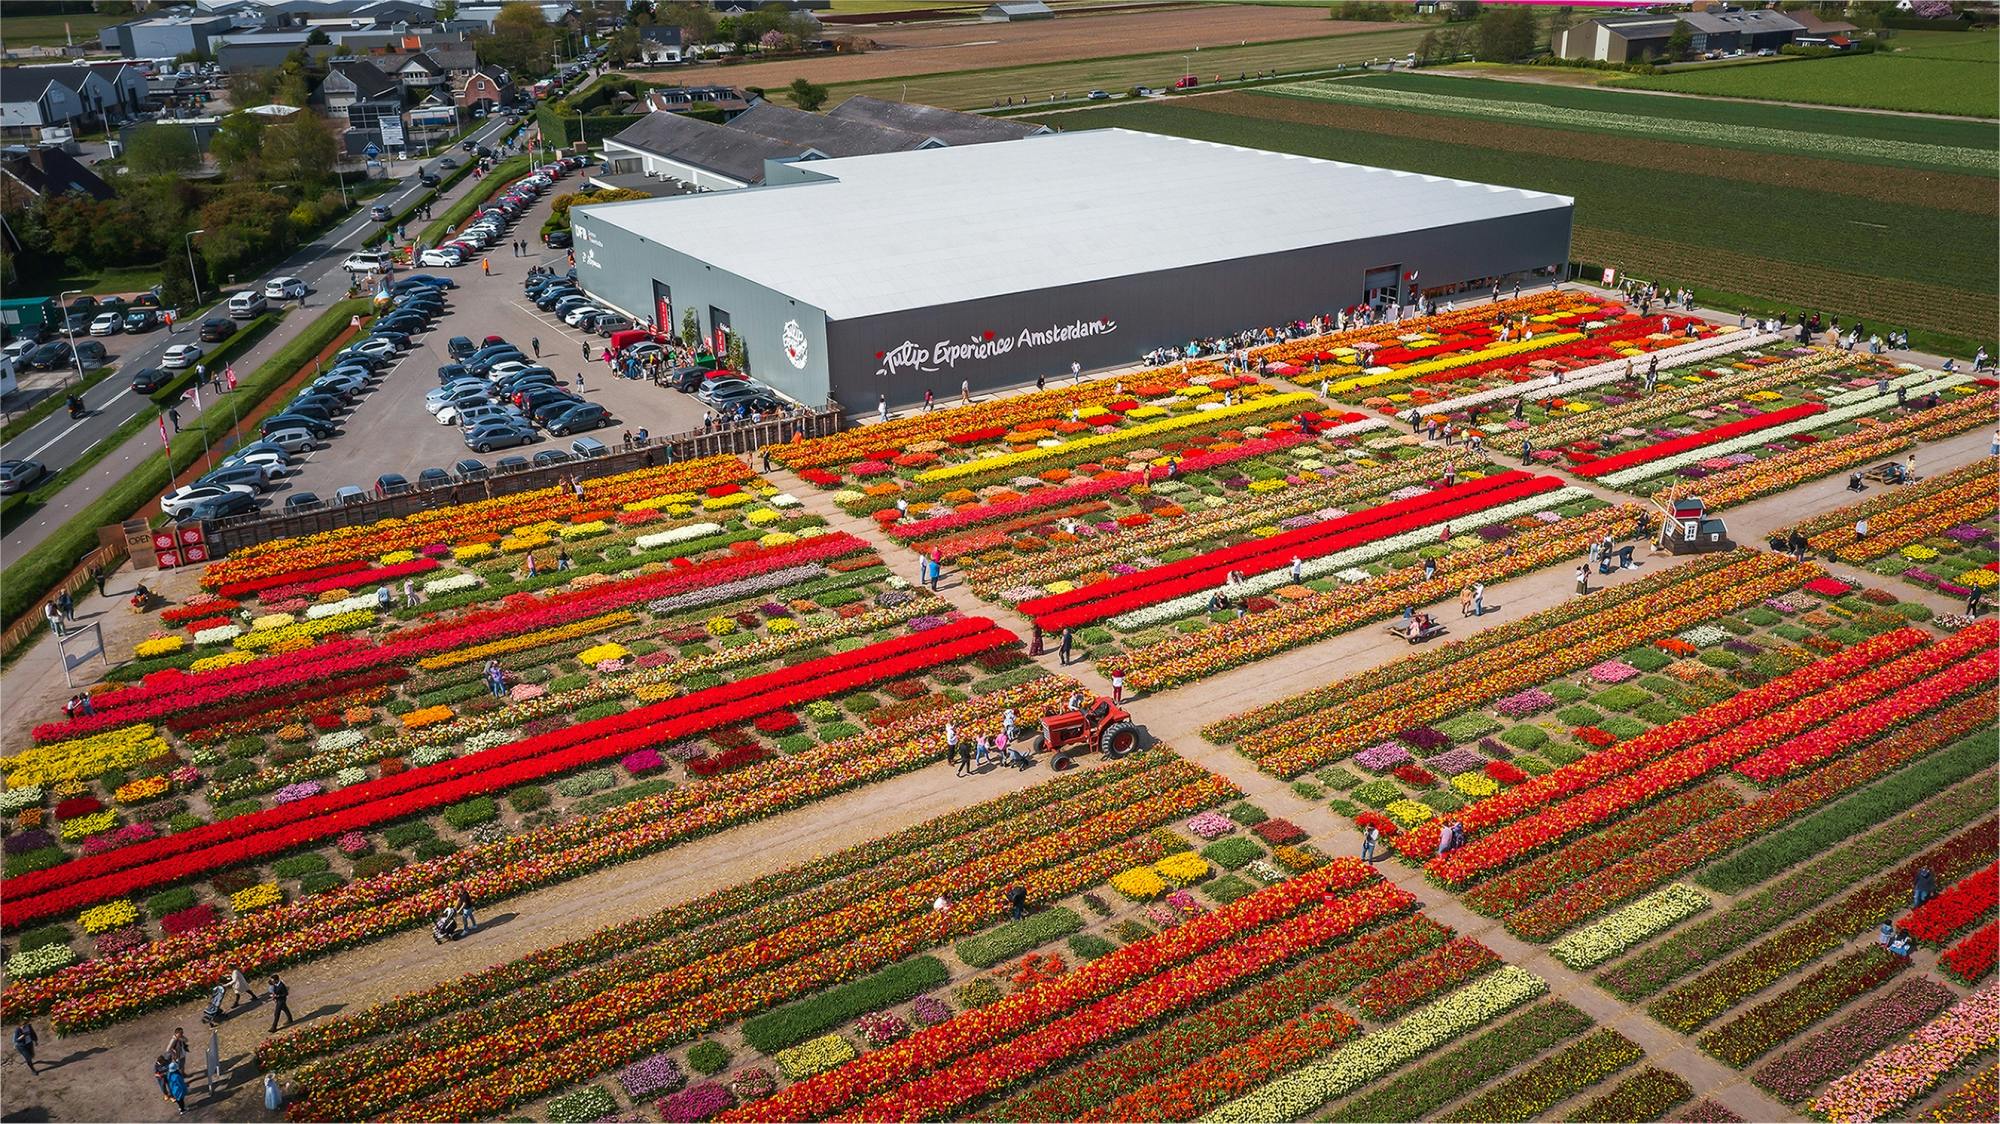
[261,172,714,504]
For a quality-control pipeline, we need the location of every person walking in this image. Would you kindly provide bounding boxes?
[531,336,541,358]
[877,394,889,424]
[12,1023,38,1074]
[1472,580,1485,617]
[1915,866,1936,908]
[1575,564,1590,596]
[166,1027,189,1066]
[230,967,254,1009]
[267,974,294,1032]
[166,1057,189,1114]
[1110,669,1125,704]
[44,601,64,637]
[92,564,105,596]
[945,721,963,776]
[1290,555,1303,584]
[1002,708,1017,745]
[1005,883,1027,922]
[481,257,490,275]
[960,379,970,406]
[1459,585,1474,617]
[402,578,418,608]
[456,884,478,934]
[56,589,73,621]
[1058,626,1074,666]
[1360,824,1378,863]
[928,549,943,590]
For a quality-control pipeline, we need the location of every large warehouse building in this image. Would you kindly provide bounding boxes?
[570,128,1574,410]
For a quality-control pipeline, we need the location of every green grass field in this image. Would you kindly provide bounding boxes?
[0,10,123,47]
[1032,84,1996,352]
[1613,37,1999,118]
[816,27,1432,110]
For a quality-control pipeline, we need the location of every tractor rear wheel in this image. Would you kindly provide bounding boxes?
[1100,720,1138,757]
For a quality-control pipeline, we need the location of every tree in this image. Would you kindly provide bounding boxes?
[306,27,331,45]
[1663,20,1693,61]
[788,76,828,111]
[263,111,339,189]
[1416,30,1440,65]
[158,248,198,312]
[1473,4,1537,61]
[210,113,264,180]
[437,0,457,20]
[225,68,273,110]
[478,3,555,79]
[681,307,700,348]
[196,189,295,286]
[123,125,199,176]
[660,1,715,43]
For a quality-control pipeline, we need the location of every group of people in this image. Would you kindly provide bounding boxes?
[1431,819,1469,856]
[943,710,1030,774]
[432,887,479,943]
[61,692,96,718]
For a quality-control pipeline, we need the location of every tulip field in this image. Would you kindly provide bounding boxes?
[5,289,1999,1124]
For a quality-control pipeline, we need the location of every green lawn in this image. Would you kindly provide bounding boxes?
[0,9,123,47]
[11,263,164,301]
[812,27,1433,110]
[1030,95,1996,352]
[1612,45,1999,118]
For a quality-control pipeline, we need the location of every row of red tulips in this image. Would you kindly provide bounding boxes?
[37,533,868,742]
[162,666,406,736]
[1903,861,1997,945]
[1412,317,1669,386]
[1424,627,1951,884]
[215,558,374,599]
[1023,473,1561,631]
[1940,921,1997,985]
[1500,695,1996,942]
[2,617,1011,928]
[1397,627,1926,860]
[263,557,443,602]
[1731,653,1998,783]
[727,861,1394,1122]
[1570,403,1825,478]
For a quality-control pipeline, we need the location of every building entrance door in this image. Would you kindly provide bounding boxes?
[1363,264,1404,308]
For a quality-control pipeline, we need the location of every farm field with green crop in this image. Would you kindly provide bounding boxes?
[1612,32,1999,117]
[1033,73,1997,354]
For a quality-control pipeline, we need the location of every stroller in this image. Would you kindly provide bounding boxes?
[200,983,228,1028]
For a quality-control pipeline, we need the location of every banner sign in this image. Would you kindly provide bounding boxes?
[874,316,1117,378]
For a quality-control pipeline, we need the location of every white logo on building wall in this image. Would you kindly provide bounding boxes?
[873,317,1118,378]
[782,319,808,369]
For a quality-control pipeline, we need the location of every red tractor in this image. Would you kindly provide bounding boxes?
[1038,696,1139,767]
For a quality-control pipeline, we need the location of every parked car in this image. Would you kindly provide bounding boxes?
[179,491,259,523]
[419,248,464,268]
[464,420,537,453]
[198,318,235,342]
[416,467,451,490]
[285,491,324,512]
[260,413,334,438]
[545,230,573,248]
[161,482,253,519]
[451,458,489,481]
[197,463,274,492]
[88,311,122,336]
[0,459,48,495]
[73,340,107,368]
[532,449,572,468]
[122,308,159,333]
[374,472,411,496]
[260,427,319,454]
[335,485,368,506]
[544,402,612,435]
[26,341,73,370]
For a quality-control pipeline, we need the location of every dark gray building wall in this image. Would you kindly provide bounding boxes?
[572,203,834,406]
[822,205,1572,411]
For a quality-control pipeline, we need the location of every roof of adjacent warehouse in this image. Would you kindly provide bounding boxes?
[574,127,1573,321]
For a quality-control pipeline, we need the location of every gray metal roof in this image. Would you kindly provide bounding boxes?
[577,128,1572,322]
[826,95,1049,145]
[726,103,934,158]
[607,111,801,185]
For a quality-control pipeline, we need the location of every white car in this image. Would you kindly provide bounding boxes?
[418,249,462,267]
[439,403,521,427]
[161,343,204,368]
[484,360,538,379]
[563,306,606,328]
[341,338,398,361]
[342,250,394,273]
[428,390,489,416]
[265,276,307,301]
[161,482,253,519]
[223,449,292,474]
[88,312,123,336]
[1,339,36,362]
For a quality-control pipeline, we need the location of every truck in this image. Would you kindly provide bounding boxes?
[0,296,60,343]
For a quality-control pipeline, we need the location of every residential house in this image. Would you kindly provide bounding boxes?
[642,85,756,120]
[388,49,449,97]
[104,13,239,60]
[1553,7,1802,62]
[0,145,115,210]
[637,25,685,65]
[458,65,515,112]
[15,65,133,124]
[425,42,479,81]
[320,58,405,133]
[0,70,88,135]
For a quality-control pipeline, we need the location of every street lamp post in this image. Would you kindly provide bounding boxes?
[1182,55,1191,85]
[184,229,205,310]
[58,288,85,390]
[334,159,351,207]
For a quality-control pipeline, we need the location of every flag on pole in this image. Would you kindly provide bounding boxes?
[225,365,237,391]
[157,413,171,452]
[191,382,201,410]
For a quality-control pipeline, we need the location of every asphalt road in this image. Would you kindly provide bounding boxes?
[0,113,520,563]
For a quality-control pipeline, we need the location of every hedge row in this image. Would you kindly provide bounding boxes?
[740,955,948,1053]
[954,907,1084,969]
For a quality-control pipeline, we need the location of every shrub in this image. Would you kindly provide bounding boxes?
[1353,779,1402,807]
[146,887,198,918]
[1224,801,1268,826]
[442,797,498,830]
[955,977,1003,1010]
[383,821,437,849]
[1499,725,1549,751]
[1555,705,1603,727]
[684,1041,731,1076]
[955,908,1083,968]
[1622,647,1673,671]
[1202,836,1265,870]
[1542,741,1583,766]
[741,956,948,1053]
[1593,685,1650,712]
[299,871,345,896]
[18,924,71,952]
[1067,933,1117,960]
[350,852,406,879]
[414,838,459,860]
[1598,716,1647,741]
[1204,874,1258,905]
[507,785,551,813]
[272,853,331,879]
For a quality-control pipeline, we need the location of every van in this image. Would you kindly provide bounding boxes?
[570,436,609,459]
[228,291,268,319]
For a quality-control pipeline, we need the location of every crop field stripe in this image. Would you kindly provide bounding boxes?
[1612,52,2000,119]
[1188,91,1997,217]
[1029,100,1995,341]
[1341,71,2000,156]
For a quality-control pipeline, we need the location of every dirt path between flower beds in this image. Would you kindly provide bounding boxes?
[7,337,1992,1123]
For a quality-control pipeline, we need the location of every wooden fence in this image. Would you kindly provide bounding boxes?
[198,404,843,559]
[0,541,129,661]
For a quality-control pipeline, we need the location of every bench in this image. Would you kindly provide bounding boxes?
[1386,619,1447,644]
